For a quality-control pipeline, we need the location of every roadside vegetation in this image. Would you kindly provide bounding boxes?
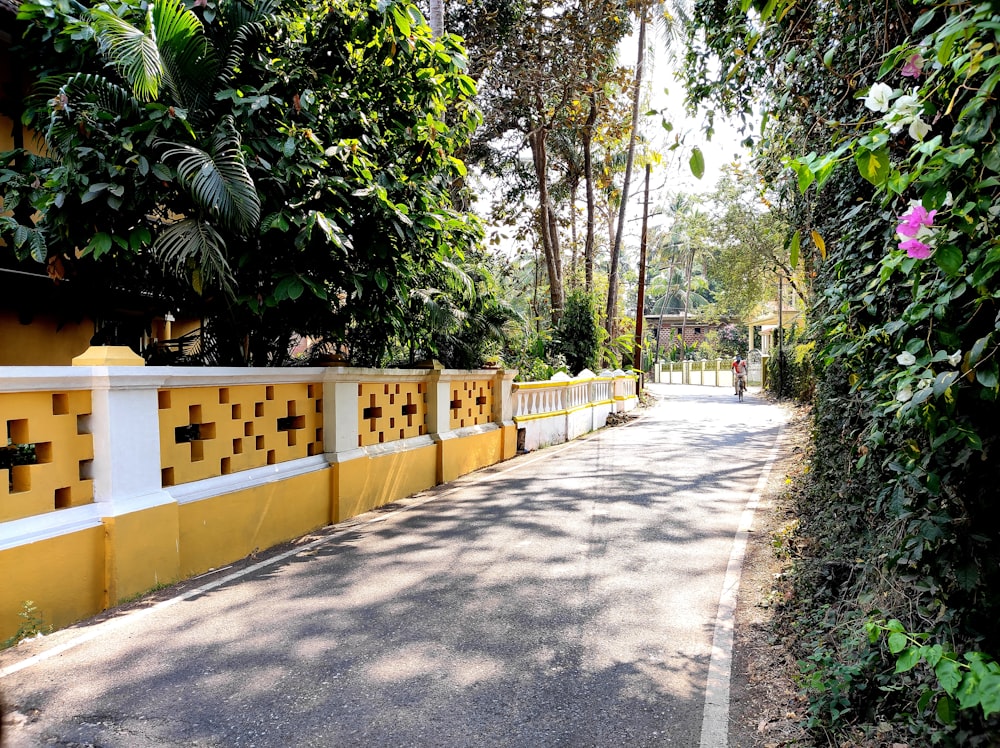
[686,0,1000,742]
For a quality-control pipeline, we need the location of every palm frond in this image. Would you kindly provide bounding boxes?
[152,217,235,294]
[89,6,163,101]
[437,257,476,300]
[46,74,142,153]
[159,116,261,235]
[152,0,214,109]
[217,19,268,89]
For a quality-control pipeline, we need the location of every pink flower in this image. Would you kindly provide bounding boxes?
[899,238,932,258]
[897,204,937,237]
[901,54,924,79]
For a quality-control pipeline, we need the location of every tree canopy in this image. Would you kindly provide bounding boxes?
[1,0,507,366]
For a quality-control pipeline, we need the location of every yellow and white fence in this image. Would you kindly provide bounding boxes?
[512,369,639,452]
[0,351,517,641]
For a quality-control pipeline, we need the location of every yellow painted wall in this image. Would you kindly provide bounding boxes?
[440,428,504,484]
[1,418,517,642]
[0,311,94,366]
[0,525,105,641]
[0,389,94,523]
[178,469,331,576]
[333,444,438,522]
[104,502,180,605]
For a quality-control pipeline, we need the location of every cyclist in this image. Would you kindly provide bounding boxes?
[732,354,748,396]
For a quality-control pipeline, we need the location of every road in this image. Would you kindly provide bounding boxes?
[1,384,787,747]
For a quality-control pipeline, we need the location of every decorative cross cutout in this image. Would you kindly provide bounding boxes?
[362,393,383,433]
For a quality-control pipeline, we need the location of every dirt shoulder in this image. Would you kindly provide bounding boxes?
[729,400,814,747]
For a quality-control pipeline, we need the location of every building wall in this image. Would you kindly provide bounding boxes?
[0,311,95,365]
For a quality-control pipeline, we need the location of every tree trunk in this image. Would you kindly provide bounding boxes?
[569,179,579,289]
[633,163,651,371]
[428,0,444,36]
[582,69,598,295]
[605,8,646,336]
[528,127,564,322]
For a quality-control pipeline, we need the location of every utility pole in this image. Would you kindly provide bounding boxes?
[778,272,784,396]
[633,163,652,371]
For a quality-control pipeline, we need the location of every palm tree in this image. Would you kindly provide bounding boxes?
[52,0,267,294]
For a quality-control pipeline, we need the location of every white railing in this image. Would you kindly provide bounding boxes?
[653,359,736,388]
[512,369,639,451]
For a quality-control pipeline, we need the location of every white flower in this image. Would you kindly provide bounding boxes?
[864,82,895,113]
[943,191,954,207]
[908,117,931,141]
[896,351,916,366]
[894,91,922,118]
[948,350,962,367]
[897,385,913,402]
[884,90,923,133]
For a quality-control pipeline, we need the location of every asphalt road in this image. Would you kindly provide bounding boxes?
[1,384,787,748]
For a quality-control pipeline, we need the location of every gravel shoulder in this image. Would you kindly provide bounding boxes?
[729,400,813,747]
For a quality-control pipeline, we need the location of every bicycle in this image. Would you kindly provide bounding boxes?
[737,374,746,402]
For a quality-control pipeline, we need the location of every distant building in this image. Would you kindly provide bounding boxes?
[643,313,726,351]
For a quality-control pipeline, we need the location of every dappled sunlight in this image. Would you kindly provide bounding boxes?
[366,643,504,687]
[1,386,788,746]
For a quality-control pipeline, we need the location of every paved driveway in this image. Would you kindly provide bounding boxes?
[1,384,787,747]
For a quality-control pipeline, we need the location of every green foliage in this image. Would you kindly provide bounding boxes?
[868,619,1000,723]
[2,601,52,649]
[685,0,1000,742]
[765,329,815,401]
[2,0,490,366]
[554,289,600,374]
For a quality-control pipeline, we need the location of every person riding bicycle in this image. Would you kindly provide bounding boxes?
[732,354,748,396]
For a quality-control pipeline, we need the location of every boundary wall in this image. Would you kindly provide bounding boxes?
[0,351,517,641]
[1,353,639,641]
[512,368,639,452]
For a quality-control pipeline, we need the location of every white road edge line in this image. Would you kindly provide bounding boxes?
[699,422,786,748]
[1,404,650,679]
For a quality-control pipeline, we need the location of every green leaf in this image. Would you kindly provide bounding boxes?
[689,147,705,179]
[936,658,963,693]
[934,245,963,275]
[794,161,814,193]
[391,5,411,37]
[980,672,1000,718]
[912,8,936,33]
[855,148,890,185]
[895,646,921,672]
[937,694,957,725]
[976,365,998,388]
[888,631,908,654]
[789,230,801,267]
[983,144,1000,172]
[970,335,990,364]
[87,232,114,258]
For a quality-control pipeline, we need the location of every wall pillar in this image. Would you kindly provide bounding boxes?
[73,349,180,606]
[493,368,518,460]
